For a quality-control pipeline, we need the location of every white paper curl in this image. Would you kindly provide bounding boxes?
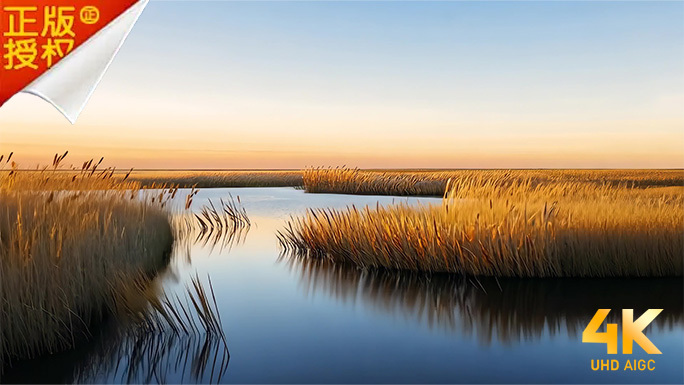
[22,0,148,124]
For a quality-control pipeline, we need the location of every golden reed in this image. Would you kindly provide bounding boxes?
[281,171,683,277]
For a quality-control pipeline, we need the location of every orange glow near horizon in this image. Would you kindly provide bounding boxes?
[1,93,683,169]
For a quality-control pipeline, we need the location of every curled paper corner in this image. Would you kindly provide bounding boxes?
[22,0,149,124]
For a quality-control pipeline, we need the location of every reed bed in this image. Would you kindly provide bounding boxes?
[18,167,679,195]
[122,170,303,188]
[303,167,684,196]
[0,153,176,366]
[303,167,447,196]
[280,174,684,277]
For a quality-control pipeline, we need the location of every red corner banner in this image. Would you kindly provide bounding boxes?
[0,0,138,107]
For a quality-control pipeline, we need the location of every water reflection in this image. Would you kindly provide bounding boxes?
[283,255,683,345]
[71,327,230,384]
[1,318,230,384]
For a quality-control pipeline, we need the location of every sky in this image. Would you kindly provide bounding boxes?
[0,1,682,169]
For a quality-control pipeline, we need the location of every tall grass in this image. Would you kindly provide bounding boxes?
[0,153,175,365]
[303,167,684,196]
[280,173,684,277]
[303,167,447,196]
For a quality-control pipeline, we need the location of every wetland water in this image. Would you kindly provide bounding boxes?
[3,188,683,383]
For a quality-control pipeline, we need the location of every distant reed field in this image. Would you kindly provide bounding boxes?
[24,167,678,194]
[0,153,175,364]
[122,170,303,188]
[303,167,447,195]
[303,167,684,196]
[281,172,684,277]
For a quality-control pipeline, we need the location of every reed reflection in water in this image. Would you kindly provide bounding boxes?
[282,255,683,345]
[1,317,230,384]
[71,327,230,384]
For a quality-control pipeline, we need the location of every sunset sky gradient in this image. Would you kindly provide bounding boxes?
[1,1,682,169]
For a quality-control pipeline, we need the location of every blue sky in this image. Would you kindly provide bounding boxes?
[1,1,682,168]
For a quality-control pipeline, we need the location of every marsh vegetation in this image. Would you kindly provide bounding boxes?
[302,167,684,196]
[122,170,303,188]
[0,153,175,365]
[0,153,231,379]
[281,171,684,277]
